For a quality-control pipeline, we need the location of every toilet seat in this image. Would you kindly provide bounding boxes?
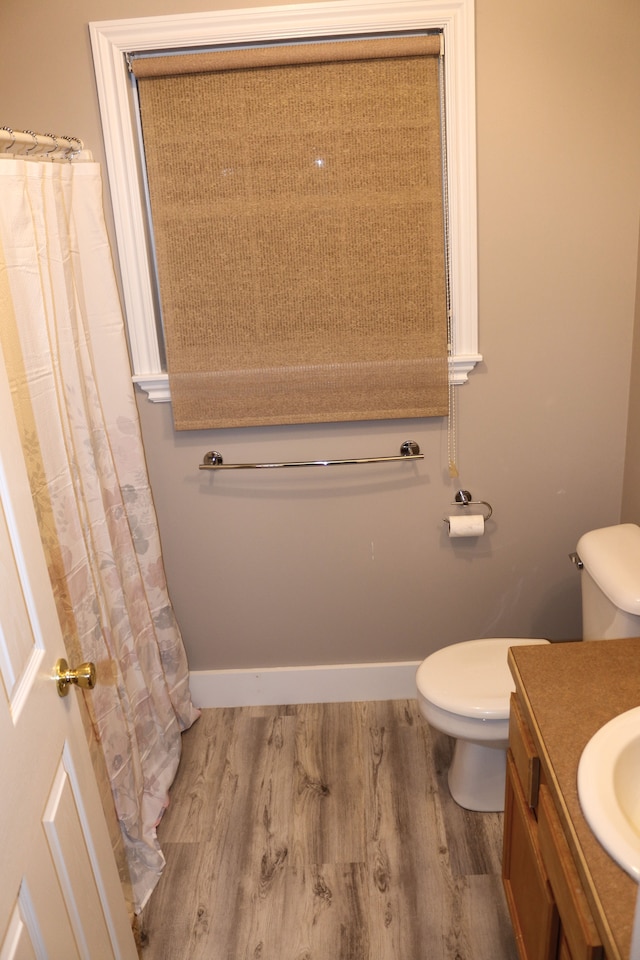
[416,637,549,719]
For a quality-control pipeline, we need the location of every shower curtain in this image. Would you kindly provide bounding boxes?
[0,154,200,914]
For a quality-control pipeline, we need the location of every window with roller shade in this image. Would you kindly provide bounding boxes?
[131,35,449,429]
[89,1,480,414]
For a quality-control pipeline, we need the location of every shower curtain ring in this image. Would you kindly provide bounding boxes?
[24,130,39,155]
[62,135,83,159]
[0,127,16,152]
[44,134,60,157]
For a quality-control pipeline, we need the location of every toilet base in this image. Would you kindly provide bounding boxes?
[447,739,507,812]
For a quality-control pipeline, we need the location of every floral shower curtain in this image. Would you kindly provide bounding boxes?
[0,155,200,914]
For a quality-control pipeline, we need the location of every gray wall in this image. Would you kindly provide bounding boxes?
[623,224,640,523]
[1,0,639,671]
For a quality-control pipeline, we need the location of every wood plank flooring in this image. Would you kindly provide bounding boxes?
[139,700,518,960]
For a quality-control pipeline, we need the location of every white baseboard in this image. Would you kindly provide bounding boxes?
[189,660,421,708]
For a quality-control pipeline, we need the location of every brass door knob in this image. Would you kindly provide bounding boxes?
[55,658,96,698]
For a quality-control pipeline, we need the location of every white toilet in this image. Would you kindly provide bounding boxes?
[416,522,640,813]
[416,637,549,811]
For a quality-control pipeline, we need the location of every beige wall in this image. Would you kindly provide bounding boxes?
[622,223,640,521]
[1,0,639,671]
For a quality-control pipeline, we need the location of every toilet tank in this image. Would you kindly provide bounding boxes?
[576,523,640,640]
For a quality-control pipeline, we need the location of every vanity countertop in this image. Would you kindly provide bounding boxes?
[508,637,640,960]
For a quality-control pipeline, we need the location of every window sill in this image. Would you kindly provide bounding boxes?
[133,354,482,403]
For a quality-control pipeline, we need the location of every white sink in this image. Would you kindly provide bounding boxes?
[578,706,640,882]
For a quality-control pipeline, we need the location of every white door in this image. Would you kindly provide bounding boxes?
[0,336,138,959]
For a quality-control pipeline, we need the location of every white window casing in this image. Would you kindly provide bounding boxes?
[90,0,480,403]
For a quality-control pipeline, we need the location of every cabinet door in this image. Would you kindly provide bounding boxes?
[503,751,559,960]
[509,693,541,808]
[558,932,573,960]
[538,787,603,960]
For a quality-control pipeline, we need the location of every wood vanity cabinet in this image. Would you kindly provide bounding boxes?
[502,693,605,960]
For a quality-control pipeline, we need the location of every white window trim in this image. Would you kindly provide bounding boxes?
[90,0,480,402]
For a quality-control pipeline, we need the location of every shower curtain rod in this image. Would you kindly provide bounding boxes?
[0,127,87,160]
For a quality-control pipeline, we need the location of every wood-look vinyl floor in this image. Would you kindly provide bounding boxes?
[139,700,519,960]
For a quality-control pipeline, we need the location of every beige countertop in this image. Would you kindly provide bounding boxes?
[508,638,640,960]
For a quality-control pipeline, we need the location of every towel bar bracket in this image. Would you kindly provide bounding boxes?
[400,440,420,457]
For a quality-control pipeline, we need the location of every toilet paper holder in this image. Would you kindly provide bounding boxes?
[444,489,493,523]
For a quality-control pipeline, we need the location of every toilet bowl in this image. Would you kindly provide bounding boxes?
[416,637,550,811]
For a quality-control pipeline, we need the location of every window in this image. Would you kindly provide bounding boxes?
[134,35,449,428]
[90,0,479,408]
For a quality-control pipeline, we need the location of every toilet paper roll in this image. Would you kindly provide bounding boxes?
[447,514,485,538]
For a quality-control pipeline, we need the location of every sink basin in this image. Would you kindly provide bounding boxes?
[578,706,640,882]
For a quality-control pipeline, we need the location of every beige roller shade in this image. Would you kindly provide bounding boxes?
[134,35,449,429]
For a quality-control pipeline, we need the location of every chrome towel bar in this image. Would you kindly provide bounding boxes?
[200,440,423,470]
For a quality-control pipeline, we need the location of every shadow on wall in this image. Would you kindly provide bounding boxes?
[531,574,582,641]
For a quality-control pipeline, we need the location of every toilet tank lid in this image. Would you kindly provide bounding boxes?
[577,523,640,615]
